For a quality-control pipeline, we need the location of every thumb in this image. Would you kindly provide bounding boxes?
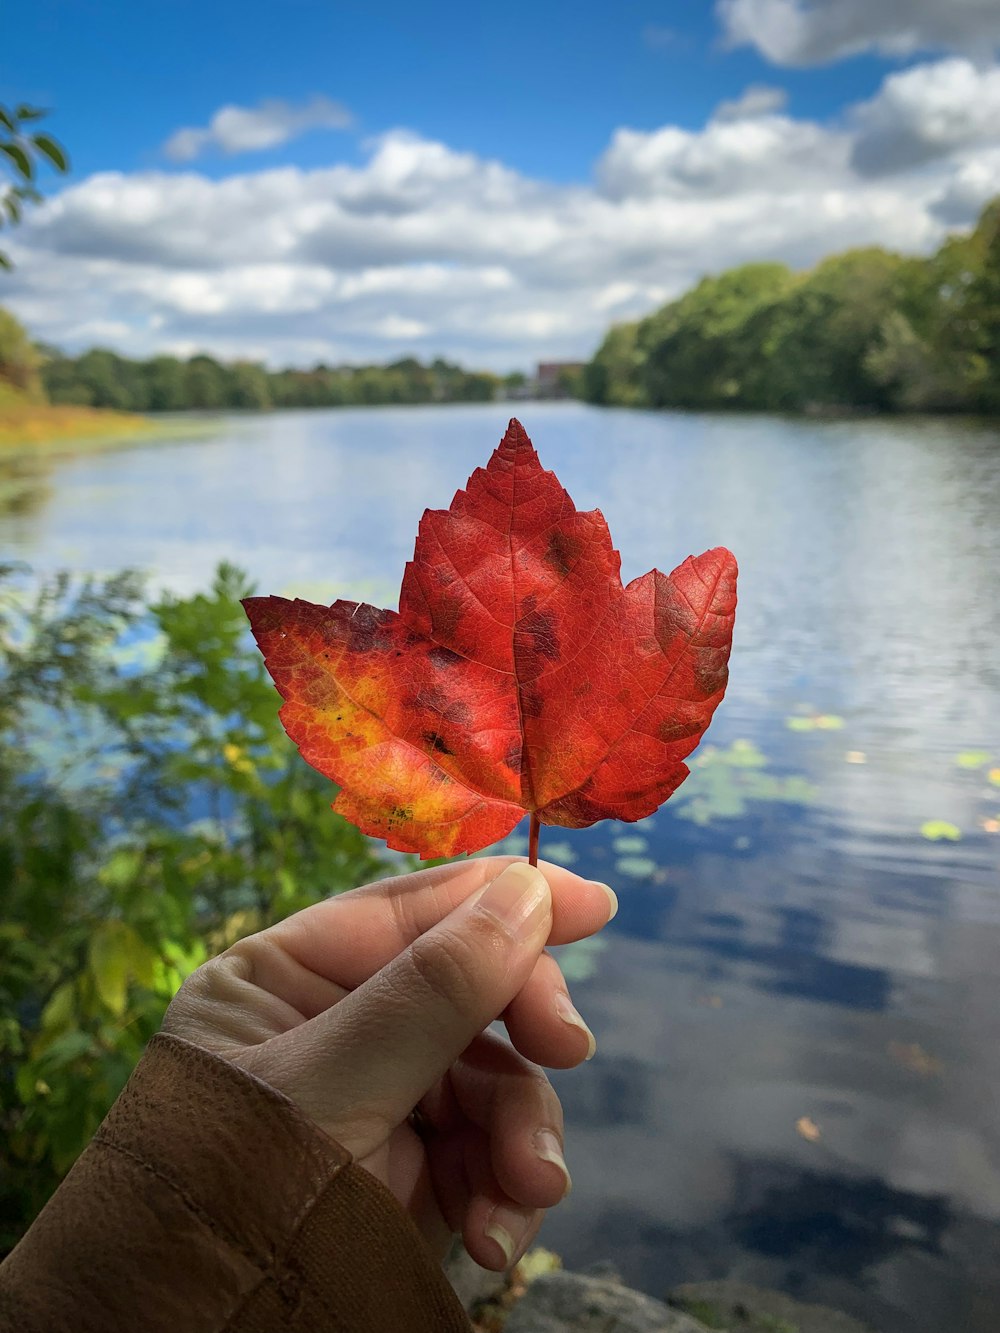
[269,861,552,1156]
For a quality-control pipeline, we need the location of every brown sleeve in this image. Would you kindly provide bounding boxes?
[0,1032,471,1333]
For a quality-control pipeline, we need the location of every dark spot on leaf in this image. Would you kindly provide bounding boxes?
[349,605,393,653]
[432,595,464,642]
[520,688,543,719]
[423,730,454,756]
[429,645,462,669]
[413,685,446,714]
[544,530,582,578]
[516,606,561,677]
[658,717,702,742]
[503,742,522,772]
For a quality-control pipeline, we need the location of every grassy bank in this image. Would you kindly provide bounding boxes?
[0,385,221,456]
[0,385,156,452]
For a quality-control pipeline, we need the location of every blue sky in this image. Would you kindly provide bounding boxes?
[4,0,1000,369]
[10,0,889,182]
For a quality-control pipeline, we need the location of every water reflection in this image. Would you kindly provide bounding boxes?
[2,402,999,1331]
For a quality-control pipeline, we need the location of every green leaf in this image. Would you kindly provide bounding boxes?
[39,1030,93,1067]
[99,847,143,889]
[89,921,134,1015]
[4,191,22,224]
[40,981,77,1032]
[0,106,14,132]
[0,142,33,180]
[14,104,47,122]
[31,134,69,173]
[0,249,12,270]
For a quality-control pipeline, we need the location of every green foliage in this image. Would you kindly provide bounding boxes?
[643,262,794,409]
[0,563,388,1253]
[39,346,502,412]
[582,321,645,406]
[0,104,69,270]
[582,195,1000,416]
[0,307,42,399]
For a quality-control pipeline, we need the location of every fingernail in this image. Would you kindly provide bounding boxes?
[592,881,619,921]
[533,1129,572,1198]
[477,863,550,943]
[484,1202,533,1268]
[555,991,597,1060]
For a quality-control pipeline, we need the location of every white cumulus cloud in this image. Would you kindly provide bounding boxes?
[852,58,1000,175]
[164,95,352,161]
[714,85,788,122]
[718,0,1000,65]
[4,58,999,372]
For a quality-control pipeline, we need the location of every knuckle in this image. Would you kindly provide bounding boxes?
[406,921,496,1015]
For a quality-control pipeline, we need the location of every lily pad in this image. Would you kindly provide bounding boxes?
[541,840,577,866]
[497,834,529,856]
[920,820,961,842]
[615,856,657,879]
[554,934,608,982]
[786,714,845,732]
[612,834,649,854]
[956,750,992,769]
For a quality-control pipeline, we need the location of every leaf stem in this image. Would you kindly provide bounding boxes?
[528,813,540,867]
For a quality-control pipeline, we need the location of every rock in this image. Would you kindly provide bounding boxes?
[503,1270,713,1332]
[443,1240,508,1314]
[668,1280,877,1333]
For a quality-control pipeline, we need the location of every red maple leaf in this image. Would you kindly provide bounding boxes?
[244,420,737,859]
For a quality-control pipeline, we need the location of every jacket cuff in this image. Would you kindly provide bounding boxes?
[0,1031,470,1332]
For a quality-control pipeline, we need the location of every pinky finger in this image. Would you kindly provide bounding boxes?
[462,1130,544,1271]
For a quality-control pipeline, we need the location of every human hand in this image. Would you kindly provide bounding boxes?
[161,858,616,1270]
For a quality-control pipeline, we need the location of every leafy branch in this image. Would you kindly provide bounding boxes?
[0,102,69,271]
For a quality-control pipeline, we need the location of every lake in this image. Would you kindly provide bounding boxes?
[3,401,1000,1330]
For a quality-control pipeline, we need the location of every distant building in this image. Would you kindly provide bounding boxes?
[535,361,585,398]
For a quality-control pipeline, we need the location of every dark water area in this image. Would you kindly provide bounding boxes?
[3,402,1000,1330]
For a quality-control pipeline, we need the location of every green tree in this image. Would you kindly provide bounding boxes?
[184,355,226,409]
[581,321,645,406]
[941,199,1000,413]
[142,355,186,412]
[863,310,938,411]
[226,360,272,410]
[72,348,143,410]
[0,306,43,399]
[641,263,794,409]
[0,103,69,270]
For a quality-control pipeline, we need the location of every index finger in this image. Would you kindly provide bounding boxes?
[267,856,616,990]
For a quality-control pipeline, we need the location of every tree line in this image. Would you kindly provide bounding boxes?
[36,348,504,411]
[582,196,1000,415]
